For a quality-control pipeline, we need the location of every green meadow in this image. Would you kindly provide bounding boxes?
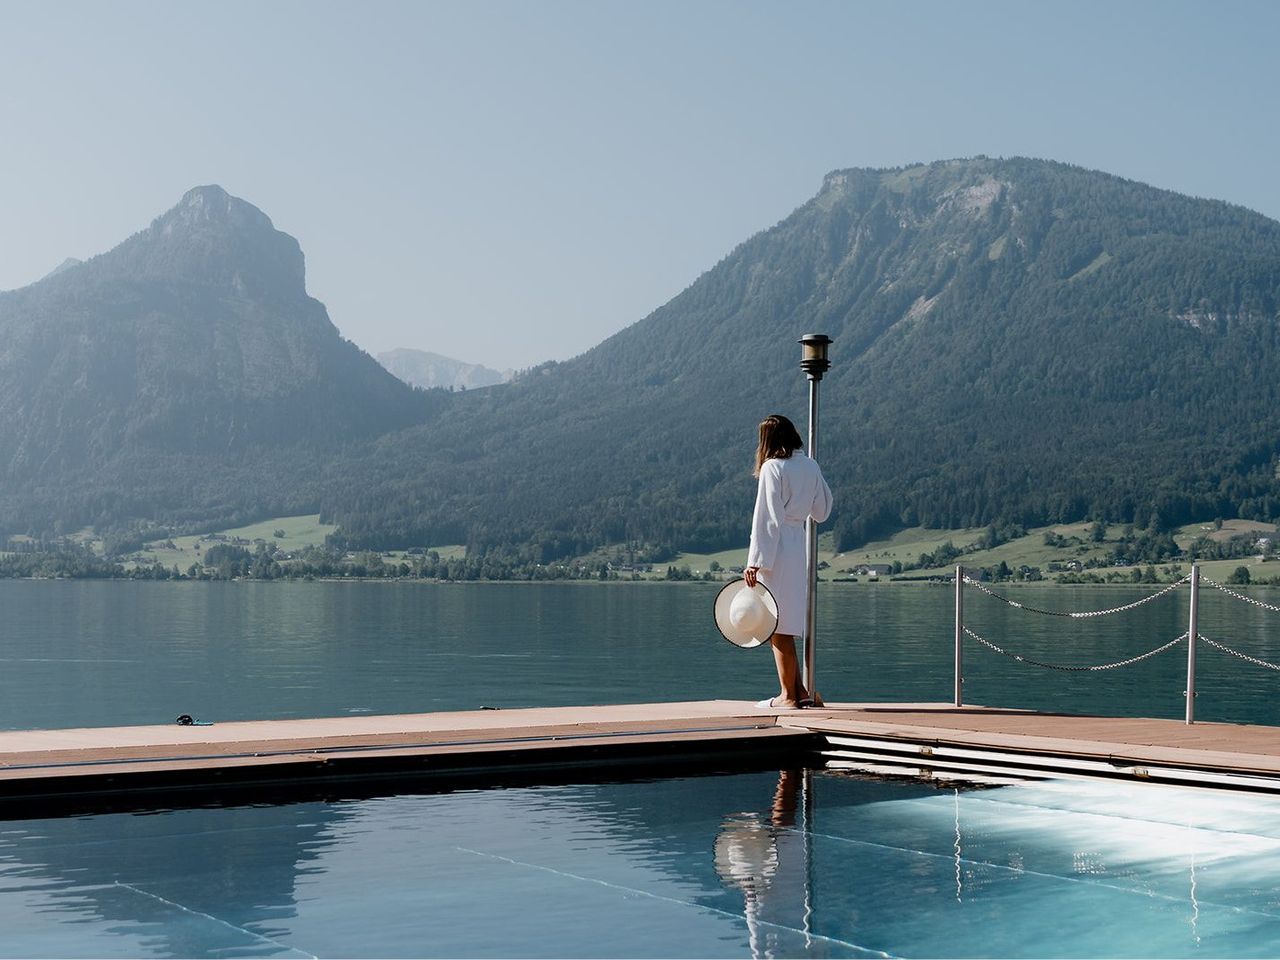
[111,514,1280,585]
[138,515,338,567]
[678,519,1280,584]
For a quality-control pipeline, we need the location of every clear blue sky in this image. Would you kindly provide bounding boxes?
[2,0,1277,370]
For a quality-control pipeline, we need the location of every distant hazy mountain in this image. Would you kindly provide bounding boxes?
[0,185,437,536]
[326,158,1280,555]
[377,348,511,391]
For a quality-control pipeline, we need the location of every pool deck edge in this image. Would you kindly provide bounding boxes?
[4,701,1280,800]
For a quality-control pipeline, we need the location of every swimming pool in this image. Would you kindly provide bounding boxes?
[3,765,1278,958]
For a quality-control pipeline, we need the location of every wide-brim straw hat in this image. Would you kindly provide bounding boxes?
[714,578,779,648]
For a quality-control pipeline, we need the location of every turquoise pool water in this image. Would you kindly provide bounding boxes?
[4,767,1280,958]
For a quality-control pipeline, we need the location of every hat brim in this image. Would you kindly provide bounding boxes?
[713,578,779,648]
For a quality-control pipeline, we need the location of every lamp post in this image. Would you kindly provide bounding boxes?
[799,334,832,701]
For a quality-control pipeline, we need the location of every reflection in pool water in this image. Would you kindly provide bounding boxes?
[3,767,1280,958]
[713,769,830,958]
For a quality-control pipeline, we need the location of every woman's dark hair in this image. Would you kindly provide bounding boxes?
[754,414,803,476]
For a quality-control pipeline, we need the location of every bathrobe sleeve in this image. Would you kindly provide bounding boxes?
[747,460,784,571]
[811,464,833,524]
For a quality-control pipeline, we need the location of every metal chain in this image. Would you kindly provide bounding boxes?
[1201,578,1280,615]
[1199,633,1280,672]
[964,626,1187,672]
[963,575,1189,619]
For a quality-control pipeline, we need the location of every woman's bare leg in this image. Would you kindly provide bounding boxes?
[769,633,803,705]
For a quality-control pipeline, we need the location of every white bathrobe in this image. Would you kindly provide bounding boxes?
[747,450,833,637]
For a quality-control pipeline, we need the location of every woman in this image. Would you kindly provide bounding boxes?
[744,414,833,709]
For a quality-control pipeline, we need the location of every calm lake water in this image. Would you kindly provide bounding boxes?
[1,578,1278,730]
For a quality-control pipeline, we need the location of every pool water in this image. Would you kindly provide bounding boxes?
[3,767,1280,958]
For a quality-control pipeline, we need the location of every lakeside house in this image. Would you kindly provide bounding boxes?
[852,563,893,578]
[611,563,652,573]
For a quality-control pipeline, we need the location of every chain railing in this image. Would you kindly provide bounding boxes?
[1202,577,1280,615]
[963,574,1189,619]
[953,562,1280,724]
[1199,634,1280,672]
[964,625,1187,672]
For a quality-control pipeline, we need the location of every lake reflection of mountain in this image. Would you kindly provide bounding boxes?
[0,798,354,957]
[1,768,879,958]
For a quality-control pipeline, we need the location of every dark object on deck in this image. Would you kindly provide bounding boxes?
[175,714,194,725]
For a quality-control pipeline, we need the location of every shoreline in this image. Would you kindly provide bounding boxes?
[1,576,1276,588]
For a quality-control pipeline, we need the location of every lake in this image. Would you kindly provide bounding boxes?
[2,578,1278,731]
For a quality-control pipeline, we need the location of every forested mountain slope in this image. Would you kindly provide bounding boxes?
[323,158,1280,556]
[0,186,437,537]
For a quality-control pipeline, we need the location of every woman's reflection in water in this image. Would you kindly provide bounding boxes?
[713,769,811,959]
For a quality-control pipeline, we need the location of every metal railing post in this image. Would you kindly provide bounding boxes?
[954,565,964,707]
[1185,563,1199,724]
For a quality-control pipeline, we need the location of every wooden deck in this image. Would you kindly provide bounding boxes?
[783,704,1280,790]
[3,701,1280,804]
[0,701,810,802]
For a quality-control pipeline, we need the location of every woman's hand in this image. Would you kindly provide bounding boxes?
[743,566,759,587]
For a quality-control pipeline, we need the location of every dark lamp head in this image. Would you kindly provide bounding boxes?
[799,333,832,380]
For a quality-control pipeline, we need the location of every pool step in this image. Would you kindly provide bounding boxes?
[803,727,1280,793]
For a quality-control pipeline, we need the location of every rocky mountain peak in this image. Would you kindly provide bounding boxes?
[161,184,276,236]
[0,184,431,491]
[71,185,310,296]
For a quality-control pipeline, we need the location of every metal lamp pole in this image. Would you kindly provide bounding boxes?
[799,334,832,700]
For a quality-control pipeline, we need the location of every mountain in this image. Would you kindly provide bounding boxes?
[322,158,1280,556]
[6,160,1280,557]
[40,257,83,281]
[0,185,437,538]
[377,348,511,391]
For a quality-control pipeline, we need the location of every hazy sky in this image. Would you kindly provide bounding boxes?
[2,0,1278,370]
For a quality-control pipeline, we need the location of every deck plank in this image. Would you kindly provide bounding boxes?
[4,701,1280,798]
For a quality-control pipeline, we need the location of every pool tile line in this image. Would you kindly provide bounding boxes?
[454,845,895,959]
[111,880,316,959]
